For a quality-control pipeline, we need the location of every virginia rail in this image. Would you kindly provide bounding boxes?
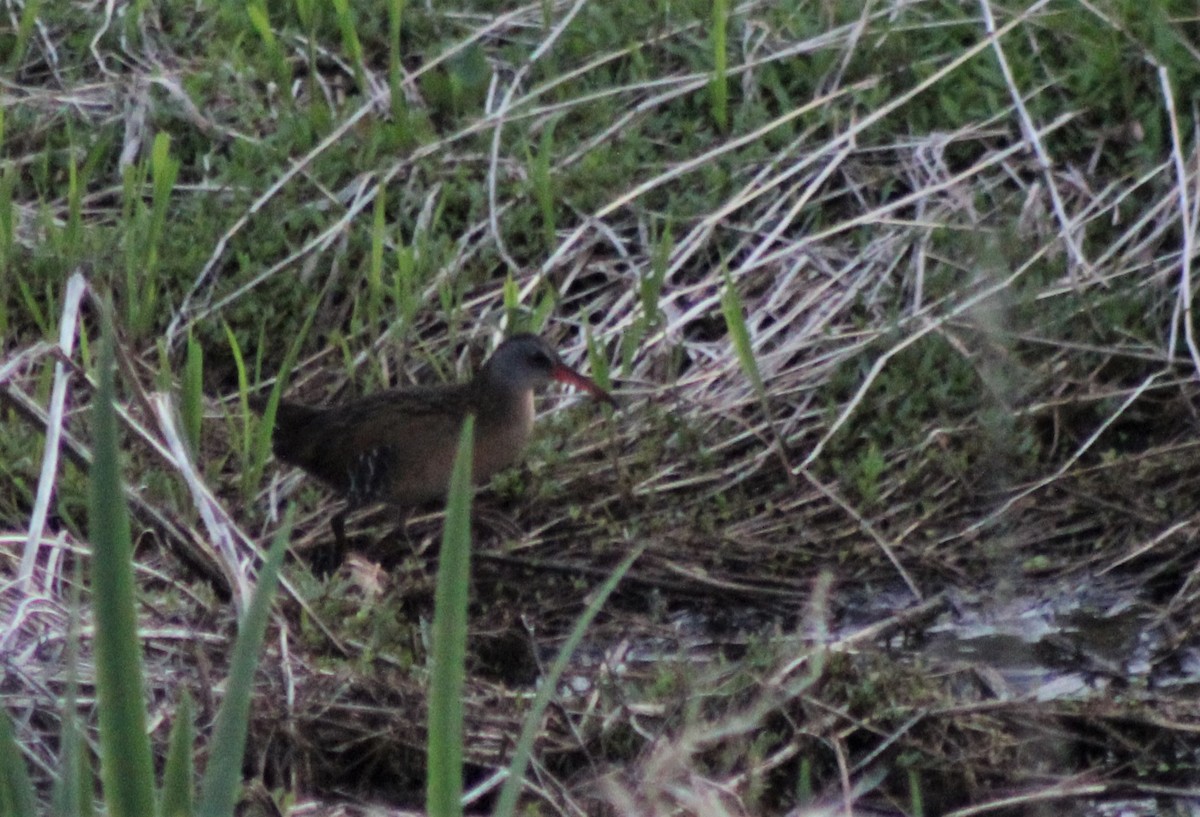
[255,333,615,564]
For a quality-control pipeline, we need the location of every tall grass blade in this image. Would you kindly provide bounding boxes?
[0,145,13,335]
[223,322,251,464]
[529,120,557,252]
[64,136,82,268]
[426,416,474,817]
[90,311,157,817]
[493,542,645,817]
[53,562,94,817]
[708,0,729,132]
[368,184,387,329]
[0,709,37,817]
[195,506,293,817]
[387,0,406,122]
[137,133,177,334]
[160,691,195,817]
[722,269,796,478]
[54,688,91,817]
[182,330,204,457]
[330,0,366,95]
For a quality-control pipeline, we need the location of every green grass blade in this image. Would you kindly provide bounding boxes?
[0,709,37,817]
[531,286,554,332]
[182,330,204,457]
[908,767,925,817]
[708,0,729,132]
[502,273,520,329]
[529,120,557,252]
[222,322,251,465]
[387,0,406,121]
[720,268,764,397]
[330,0,366,95]
[245,0,291,91]
[90,311,157,817]
[368,183,387,328]
[6,0,41,74]
[584,327,611,394]
[392,242,417,331]
[195,506,293,817]
[64,134,82,268]
[54,561,94,817]
[55,712,92,817]
[493,542,645,817]
[0,155,13,336]
[642,220,671,325]
[426,416,474,817]
[160,690,195,817]
[244,304,318,498]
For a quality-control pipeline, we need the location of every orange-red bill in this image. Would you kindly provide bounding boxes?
[552,365,617,407]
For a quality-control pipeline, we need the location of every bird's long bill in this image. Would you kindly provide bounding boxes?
[552,364,617,407]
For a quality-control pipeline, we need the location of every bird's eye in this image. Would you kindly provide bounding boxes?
[528,350,553,369]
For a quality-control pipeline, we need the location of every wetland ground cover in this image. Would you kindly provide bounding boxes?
[3,0,1200,813]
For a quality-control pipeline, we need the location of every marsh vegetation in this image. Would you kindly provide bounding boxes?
[3,1,1200,814]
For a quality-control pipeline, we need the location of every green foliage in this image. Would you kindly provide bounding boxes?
[6,0,41,74]
[90,312,158,817]
[0,147,12,335]
[196,511,291,817]
[907,767,925,817]
[493,543,646,817]
[387,0,407,121]
[245,0,292,92]
[366,183,388,331]
[53,573,93,817]
[120,133,180,338]
[642,220,671,325]
[708,0,729,132]
[330,0,367,94]
[853,441,886,509]
[821,329,1041,505]
[0,709,37,817]
[4,0,1200,809]
[161,692,195,817]
[0,310,293,816]
[421,44,490,122]
[182,330,204,457]
[427,418,474,817]
[721,269,765,399]
[527,119,559,254]
[244,303,319,499]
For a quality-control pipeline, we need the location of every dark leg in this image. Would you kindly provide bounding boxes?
[331,507,348,553]
[310,505,350,578]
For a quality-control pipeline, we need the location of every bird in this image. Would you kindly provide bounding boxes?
[253,333,615,567]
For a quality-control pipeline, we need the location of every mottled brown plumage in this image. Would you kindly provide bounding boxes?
[255,334,614,563]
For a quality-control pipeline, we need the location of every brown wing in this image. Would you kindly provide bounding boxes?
[272,385,477,506]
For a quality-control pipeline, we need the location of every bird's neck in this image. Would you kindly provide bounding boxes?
[470,373,536,432]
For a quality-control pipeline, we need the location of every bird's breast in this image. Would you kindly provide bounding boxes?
[473,389,535,481]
